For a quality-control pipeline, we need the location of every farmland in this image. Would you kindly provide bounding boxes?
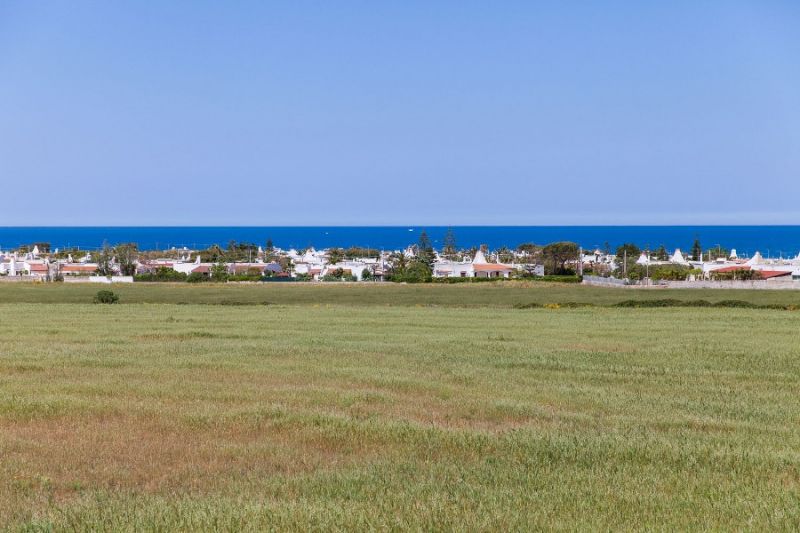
[3,280,800,307]
[1,283,800,529]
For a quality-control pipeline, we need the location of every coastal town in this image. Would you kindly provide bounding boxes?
[2,236,800,286]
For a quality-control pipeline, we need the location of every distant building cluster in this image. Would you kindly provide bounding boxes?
[3,241,798,284]
[0,243,544,283]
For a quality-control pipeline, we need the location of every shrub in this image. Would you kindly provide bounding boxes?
[713,300,758,309]
[134,267,188,282]
[94,290,119,304]
[433,276,509,283]
[389,260,432,283]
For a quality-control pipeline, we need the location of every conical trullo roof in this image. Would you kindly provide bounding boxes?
[746,251,763,266]
[472,250,488,264]
[670,248,688,264]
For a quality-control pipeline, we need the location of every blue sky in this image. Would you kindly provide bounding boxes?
[1,2,799,225]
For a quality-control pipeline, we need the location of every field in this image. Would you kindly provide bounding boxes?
[4,280,800,307]
[2,283,800,529]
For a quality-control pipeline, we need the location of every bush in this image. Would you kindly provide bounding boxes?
[433,276,510,283]
[227,274,262,282]
[134,267,188,282]
[389,260,432,283]
[94,290,119,304]
[186,272,210,283]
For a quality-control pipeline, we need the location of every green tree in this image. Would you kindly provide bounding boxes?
[115,243,138,276]
[496,246,514,264]
[327,248,344,264]
[442,228,457,259]
[211,261,229,281]
[655,245,668,261]
[95,243,114,277]
[615,243,641,261]
[200,244,225,263]
[31,242,51,254]
[541,242,579,275]
[705,246,729,260]
[691,238,702,261]
[417,231,436,269]
[418,230,433,252]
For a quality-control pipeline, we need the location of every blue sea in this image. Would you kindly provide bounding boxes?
[1,226,799,257]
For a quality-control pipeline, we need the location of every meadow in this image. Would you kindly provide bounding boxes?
[2,284,800,529]
[3,280,800,307]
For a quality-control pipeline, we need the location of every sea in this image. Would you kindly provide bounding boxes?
[1,226,799,257]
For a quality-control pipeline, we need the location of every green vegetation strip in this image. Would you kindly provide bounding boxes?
[2,282,800,308]
[516,299,800,311]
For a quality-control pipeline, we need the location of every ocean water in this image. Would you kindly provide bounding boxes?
[1,226,799,257]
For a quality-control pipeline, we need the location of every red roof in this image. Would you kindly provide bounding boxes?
[473,263,513,272]
[192,265,210,274]
[713,265,751,273]
[231,264,266,274]
[758,270,791,279]
[62,264,97,272]
[29,264,49,272]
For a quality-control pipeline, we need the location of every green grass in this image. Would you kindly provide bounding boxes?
[2,297,800,529]
[2,280,800,307]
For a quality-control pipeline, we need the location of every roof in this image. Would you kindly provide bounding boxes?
[28,263,49,272]
[472,250,488,264]
[231,264,266,274]
[192,265,210,274]
[713,265,751,273]
[473,263,513,272]
[62,264,97,272]
[758,270,791,279]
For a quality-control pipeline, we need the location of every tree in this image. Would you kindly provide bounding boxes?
[417,231,436,269]
[613,243,641,276]
[615,243,641,260]
[115,243,138,276]
[541,242,579,275]
[705,245,729,261]
[32,242,51,254]
[327,248,344,264]
[418,230,432,252]
[95,243,114,277]
[211,261,229,281]
[391,260,432,283]
[200,244,225,263]
[94,290,119,304]
[266,238,274,252]
[442,228,457,259]
[516,243,542,264]
[496,246,514,264]
[691,238,702,261]
[654,245,668,261]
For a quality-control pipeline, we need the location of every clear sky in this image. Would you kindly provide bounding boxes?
[1,1,799,225]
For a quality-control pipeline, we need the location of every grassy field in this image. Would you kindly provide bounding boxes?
[2,280,800,307]
[2,285,800,529]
